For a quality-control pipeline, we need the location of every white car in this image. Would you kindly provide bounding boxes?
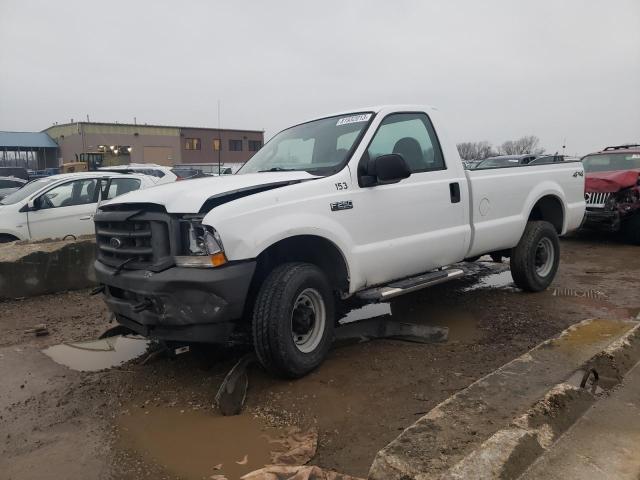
[0,172,156,242]
[99,164,178,184]
[95,105,586,377]
[0,176,27,200]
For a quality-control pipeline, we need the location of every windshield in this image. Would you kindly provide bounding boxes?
[0,178,56,205]
[582,152,640,173]
[238,112,373,175]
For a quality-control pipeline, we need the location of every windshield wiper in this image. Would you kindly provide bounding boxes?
[258,167,295,172]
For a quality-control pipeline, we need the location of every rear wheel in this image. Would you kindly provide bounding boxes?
[510,221,560,292]
[252,262,335,378]
[622,214,640,245]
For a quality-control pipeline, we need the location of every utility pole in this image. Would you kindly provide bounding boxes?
[217,100,222,174]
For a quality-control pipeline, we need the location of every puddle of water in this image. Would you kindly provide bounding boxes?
[462,270,515,292]
[339,303,392,324]
[552,319,633,352]
[338,301,480,343]
[117,407,287,480]
[42,335,150,371]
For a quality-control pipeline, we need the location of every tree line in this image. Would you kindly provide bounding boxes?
[456,136,545,161]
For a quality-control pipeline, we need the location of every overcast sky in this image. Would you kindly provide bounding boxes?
[1,0,638,155]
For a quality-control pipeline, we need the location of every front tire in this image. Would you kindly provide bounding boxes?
[510,221,560,292]
[252,262,335,378]
[0,234,19,244]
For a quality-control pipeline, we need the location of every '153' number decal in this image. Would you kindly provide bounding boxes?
[335,182,348,190]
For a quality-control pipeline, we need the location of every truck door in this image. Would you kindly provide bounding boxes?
[349,112,469,286]
[27,178,100,240]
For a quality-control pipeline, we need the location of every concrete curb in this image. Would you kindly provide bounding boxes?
[0,237,96,299]
[369,320,640,480]
[440,323,640,479]
[438,384,595,480]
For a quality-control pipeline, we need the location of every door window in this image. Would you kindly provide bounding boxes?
[104,178,142,200]
[367,113,445,172]
[39,179,98,209]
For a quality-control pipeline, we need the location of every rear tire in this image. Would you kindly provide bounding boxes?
[510,221,560,292]
[252,262,335,378]
[622,214,640,245]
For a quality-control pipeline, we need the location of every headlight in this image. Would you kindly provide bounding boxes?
[617,188,639,205]
[604,194,617,211]
[175,221,227,268]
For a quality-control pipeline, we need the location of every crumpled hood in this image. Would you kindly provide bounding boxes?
[103,171,317,213]
[585,170,640,193]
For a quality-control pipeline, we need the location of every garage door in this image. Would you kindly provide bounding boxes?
[143,147,174,166]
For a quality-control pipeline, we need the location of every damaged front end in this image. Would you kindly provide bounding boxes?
[584,185,640,232]
[93,203,256,344]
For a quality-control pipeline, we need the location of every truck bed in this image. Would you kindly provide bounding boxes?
[465,161,586,257]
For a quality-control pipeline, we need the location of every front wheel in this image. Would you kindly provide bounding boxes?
[252,262,335,378]
[510,221,560,292]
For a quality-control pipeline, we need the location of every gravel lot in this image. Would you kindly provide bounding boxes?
[1,231,639,480]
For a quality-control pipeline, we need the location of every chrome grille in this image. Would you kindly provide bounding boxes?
[585,192,610,208]
[94,206,175,271]
[96,220,154,267]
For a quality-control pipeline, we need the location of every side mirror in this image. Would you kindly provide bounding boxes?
[20,198,38,213]
[361,153,411,187]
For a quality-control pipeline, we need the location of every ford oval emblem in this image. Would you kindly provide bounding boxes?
[110,237,123,249]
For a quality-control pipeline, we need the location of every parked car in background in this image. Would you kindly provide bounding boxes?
[462,159,482,170]
[95,105,585,378]
[472,154,538,169]
[0,172,156,242]
[170,167,210,180]
[99,164,178,185]
[27,168,60,180]
[581,144,640,244]
[0,167,29,181]
[0,176,27,200]
[173,163,235,175]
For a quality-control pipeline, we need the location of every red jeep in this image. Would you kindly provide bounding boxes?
[582,144,640,244]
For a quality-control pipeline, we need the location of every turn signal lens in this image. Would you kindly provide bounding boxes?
[210,252,227,267]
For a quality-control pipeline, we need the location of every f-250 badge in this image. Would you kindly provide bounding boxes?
[330,200,353,211]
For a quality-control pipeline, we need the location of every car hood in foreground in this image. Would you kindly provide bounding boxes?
[585,169,640,193]
[101,171,318,213]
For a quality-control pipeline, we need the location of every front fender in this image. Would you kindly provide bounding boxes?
[0,228,26,241]
[207,210,360,290]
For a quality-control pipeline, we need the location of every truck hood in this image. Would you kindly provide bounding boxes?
[585,170,640,193]
[102,171,318,213]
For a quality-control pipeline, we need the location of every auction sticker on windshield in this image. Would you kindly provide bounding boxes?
[336,114,372,126]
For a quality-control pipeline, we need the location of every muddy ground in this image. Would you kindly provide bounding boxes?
[1,231,639,480]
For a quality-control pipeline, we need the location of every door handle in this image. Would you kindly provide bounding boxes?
[79,215,94,220]
[449,182,461,203]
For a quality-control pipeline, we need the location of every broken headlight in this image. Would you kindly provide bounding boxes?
[175,221,227,267]
[617,188,639,205]
[604,194,617,211]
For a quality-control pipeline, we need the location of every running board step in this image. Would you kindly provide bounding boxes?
[357,268,465,301]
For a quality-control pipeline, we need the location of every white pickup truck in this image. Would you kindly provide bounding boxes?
[94,105,585,377]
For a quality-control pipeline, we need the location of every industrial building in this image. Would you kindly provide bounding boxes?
[44,122,264,170]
